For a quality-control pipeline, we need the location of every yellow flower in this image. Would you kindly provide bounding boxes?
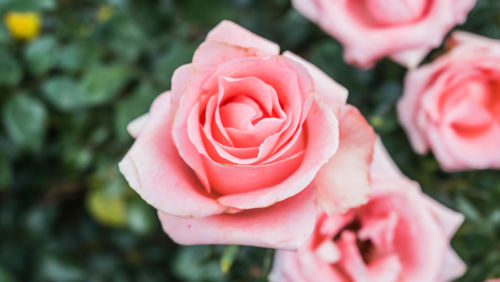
[4,12,42,40]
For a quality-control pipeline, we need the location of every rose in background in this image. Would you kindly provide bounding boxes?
[292,0,476,68]
[119,20,375,250]
[398,32,500,171]
[269,140,465,282]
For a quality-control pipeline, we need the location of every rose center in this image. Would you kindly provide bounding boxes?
[364,0,428,25]
[334,217,375,264]
[219,95,267,130]
[442,78,500,137]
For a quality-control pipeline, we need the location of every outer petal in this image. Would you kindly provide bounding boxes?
[127,113,149,139]
[436,247,466,282]
[370,137,404,182]
[291,0,320,22]
[207,20,279,56]
[118,93,228,218]
[315,105,375,214]
[424,195,464,239]
[158,185,317,250]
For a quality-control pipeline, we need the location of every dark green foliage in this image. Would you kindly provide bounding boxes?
[0,0,499,281]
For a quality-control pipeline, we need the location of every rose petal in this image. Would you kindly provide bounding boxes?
[171,65,212,189]
[436,247,466,282]
[358,212,399,251]
[119,93,227,218]
[216,99,339,209]
[207,20,280,56]
[370,138,404,182]
[368,254,402,282]
[158,185,317,250]
[315,105,375,215]
[336,231,370,281]
[291,0,320,21]
[127,113,149,139]
[424,195,464,239]
[270,250,349,282]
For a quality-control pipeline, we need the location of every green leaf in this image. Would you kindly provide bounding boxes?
[58,43,97,72]
[114,82,156,140]
[0,47,22,86]
[42,76,86,111]
[107,16,145,62]
[0,23,10,45]
[0,0,55,11]
[38,253,84,282]
[79,64,131,106]
[87,186,127,227]
[181,0,234,25]
[0,154,13,190]
[3,94,47,151]
[220,245,239,274]
[24,37,59,76]
[126,197,156,235]
[153,42,196,89]
[173,246,224,281]
[0,265,16,282]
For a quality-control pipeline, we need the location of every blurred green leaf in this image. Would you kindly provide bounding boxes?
[0,154,12,190]
[58,43,98,72]
[114,81,156,140]
[107,16,145,62]
[87,186,127,227]
[3,94,47,151]
[173,246,224,281]
[38,253,84,282]
[126,197,156,235]
[0,265,16,282]
[79,64,131,106]
[0,23,10,44]
[42,76,87,111]
[220,245,239,274]
[0,47,22,86]
[153,42,195,89]
[24,36,59,76]
[181,0,234,25]
[1,0,56,11]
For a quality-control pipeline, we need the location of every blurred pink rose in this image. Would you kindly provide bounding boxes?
[292,0,476,68]
[270,140,465,281]
[119,21,376,250]
[398,32,500,171]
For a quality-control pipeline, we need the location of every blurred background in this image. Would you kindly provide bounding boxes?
[0,0,499,281]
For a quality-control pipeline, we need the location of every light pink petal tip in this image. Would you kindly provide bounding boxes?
[315,105,376,214]
[127,113,150,138]
[437,247,466,282]
[370,138,404,182]
[291,0,320,22]
[158,185,317,250]
[207,20,280,56]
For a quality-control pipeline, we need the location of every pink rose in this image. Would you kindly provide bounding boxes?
[270,140,466,281]
[398,32,500,171]
[118,21,376,250]
[292,0,477,68]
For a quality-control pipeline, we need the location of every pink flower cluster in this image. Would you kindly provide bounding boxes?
[117,0,500,278]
